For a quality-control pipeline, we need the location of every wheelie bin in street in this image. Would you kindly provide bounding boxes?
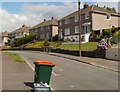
[34,60,56,85]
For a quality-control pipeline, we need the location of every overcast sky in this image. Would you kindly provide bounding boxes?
[0,0,119,32]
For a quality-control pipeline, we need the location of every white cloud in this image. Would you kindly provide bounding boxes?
[1,1,119,32]
[1,2,80,32]
[0,9,29,32]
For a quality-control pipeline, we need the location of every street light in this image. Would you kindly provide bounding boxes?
[78,0,82,57]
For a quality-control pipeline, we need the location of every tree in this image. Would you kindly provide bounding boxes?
[106,7,117,13]
[11,32,36,47]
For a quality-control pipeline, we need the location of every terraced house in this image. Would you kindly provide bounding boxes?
[8,25,30,42]
[29,17,58,41]
[58,3,120,43]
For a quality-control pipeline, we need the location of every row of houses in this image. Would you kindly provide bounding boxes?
[1,3,120,47]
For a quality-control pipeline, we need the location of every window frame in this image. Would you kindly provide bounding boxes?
[75,26,80,33]
[85,12,90,19]
[64,28,70,35]
[75,16,79,22]
[106,14,111,20]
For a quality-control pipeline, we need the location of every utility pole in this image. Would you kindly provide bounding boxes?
[78,0,82,57]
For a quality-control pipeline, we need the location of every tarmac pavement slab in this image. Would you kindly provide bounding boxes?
[2,53,34,92]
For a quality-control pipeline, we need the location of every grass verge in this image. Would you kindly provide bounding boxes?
[3,52,25,63]
[57,42,98,51]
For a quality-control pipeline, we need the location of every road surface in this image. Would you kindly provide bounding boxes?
[6,51,118,90]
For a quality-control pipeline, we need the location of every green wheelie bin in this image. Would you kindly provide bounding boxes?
[46,46,52,52]
[41,46,46,52]
[34,61,56,85]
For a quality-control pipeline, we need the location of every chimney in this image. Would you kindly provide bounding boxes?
[51,17,54,19]
[84,2,89,9]
[44,19,46,21]
[22,24,25,27]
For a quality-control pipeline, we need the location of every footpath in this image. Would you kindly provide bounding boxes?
[45,52,119,72]
[2,53,34,92]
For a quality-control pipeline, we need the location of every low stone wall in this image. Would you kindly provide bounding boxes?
[106,48,119,61]
[3,48,105,58]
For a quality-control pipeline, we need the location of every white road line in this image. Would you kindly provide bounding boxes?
[52,72,58,76]
[69,85,75,88]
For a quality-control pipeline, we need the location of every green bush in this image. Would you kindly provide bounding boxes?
[110,30,120,45]
[11,32,36,47]
[111,27,120,34]
[43,38,50,46]
[63,38,71,42]
[89,32,100,42]
[103,29,111,37]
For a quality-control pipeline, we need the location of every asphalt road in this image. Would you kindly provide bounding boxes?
[6,51,118,90]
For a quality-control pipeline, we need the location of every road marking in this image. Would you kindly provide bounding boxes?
[69,85,75,88]
[52,72,58,76]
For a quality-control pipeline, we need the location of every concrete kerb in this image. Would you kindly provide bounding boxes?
[42,52,119,72]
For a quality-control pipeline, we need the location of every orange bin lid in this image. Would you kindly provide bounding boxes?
[35,61,56,66]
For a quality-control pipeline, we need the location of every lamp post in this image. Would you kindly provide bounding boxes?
[78,0,82,57]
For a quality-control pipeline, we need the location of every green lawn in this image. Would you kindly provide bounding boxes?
[3,52,25,63]
[3,41,97,51]
[57,42,98,51]
[25,41,44,48]
[25,41,62,49]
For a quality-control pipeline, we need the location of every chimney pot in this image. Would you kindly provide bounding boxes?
[84,2,89,9]
[51,17,54,19]
[22,24,25,27]
[44,19,46,21]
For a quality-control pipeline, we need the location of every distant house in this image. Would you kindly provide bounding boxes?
[8,25,30,42]
[29,17,58,41]
[58,3,120,43]
[0,32,9,47]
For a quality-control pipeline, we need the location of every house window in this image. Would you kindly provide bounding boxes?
[46,33,49,38]
[65,19,69,24]
[64,28,70,35]
[84,25,90,33]
[106,14,111,20]
[35,29,37,32]
[47,26,49,29]
[41,27,44,30]
[75,16,79,22]
[40,34,45,39]
[59,21,62,26]
[75,26,80,33]
[85,12,89,19]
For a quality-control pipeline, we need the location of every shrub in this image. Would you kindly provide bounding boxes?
[89,32,100,42]
[111,27,120,34]
[11,32,37,47]
[103,29,111,37]
[43,38,50,46]
[63,38,71,42]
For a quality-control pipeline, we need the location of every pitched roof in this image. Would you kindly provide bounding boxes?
[0,32,9,37]
[10,26,30,34]
[30,18,58,30]
[60,5,119,21]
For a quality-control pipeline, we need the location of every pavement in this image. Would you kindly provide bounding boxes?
[5,51,118,90]
[2,53,34,92]
[46,52,119,72]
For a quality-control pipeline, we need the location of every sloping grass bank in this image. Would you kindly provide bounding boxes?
[57,42,98,51]
[3,52,25,63]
